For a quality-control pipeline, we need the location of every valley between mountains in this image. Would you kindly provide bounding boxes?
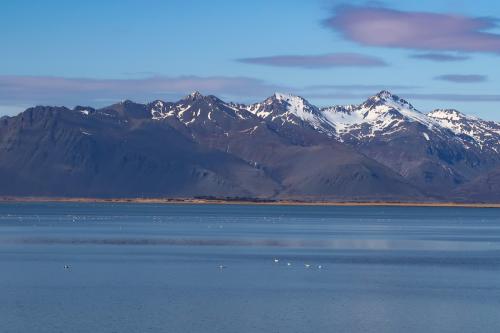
[1,91,499,202]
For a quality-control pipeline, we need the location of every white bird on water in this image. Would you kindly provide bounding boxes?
[273,258,279,263]
[304,264,311,268]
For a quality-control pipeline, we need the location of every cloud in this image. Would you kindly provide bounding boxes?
[302,84,419,91]
[237,53,387,68]
[0,75,289,108]
[407,93,500,102]
[307,92,500,102]
[409,53,470,62]
[324,5,500,53]
[434,74,487,83]
[1,75,499,118]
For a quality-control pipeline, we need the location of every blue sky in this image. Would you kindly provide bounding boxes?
[1,0,500,119]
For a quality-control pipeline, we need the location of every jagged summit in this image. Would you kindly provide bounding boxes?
[118,99,141,105]
[428,108,500,151]
[428,109,468,121]
[242,92,329,131]
[179,91,228,106]
[143,90,499,152]
[73,105,95,112]
[270,92,319,112]
[371,90,406,103]
[273,92,306,101]
[363,90,415,110]
[375,90,395,99]
[151,99,166,106]
[183,91,205,101]
[32,89,497,152]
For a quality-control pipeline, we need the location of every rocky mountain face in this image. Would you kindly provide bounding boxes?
[318,92,498,195]
[0,91,498,202]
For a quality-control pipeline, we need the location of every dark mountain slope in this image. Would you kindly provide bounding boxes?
[454,168,500,202]
[0,90,498,202]
[0,106,280,198]
[146,93,425,200]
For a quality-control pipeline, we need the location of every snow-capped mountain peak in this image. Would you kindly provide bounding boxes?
[273,92,307,104]
[375,90,394,99]
[146,90,498,152]
[243,92,334,132]
[183,91,205,101]
[363,90,416,111]
[428,109,500,151]
[320,90,437,140]
[148,92,251,126]
[271,92,320,116]
[428,109,469,121]
[150,100,175,119]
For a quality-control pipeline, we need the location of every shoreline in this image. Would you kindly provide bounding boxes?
[0,196,499,208]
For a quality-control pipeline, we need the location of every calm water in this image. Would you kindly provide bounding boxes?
[0,203,499,333]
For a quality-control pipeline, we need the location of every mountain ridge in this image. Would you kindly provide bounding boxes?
[0,90,498,202]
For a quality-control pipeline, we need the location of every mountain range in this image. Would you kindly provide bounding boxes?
[1,90,499,202]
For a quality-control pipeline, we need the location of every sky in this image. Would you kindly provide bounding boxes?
[1,0,500,120]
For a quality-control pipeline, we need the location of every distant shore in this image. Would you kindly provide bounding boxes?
[0,196,499,208]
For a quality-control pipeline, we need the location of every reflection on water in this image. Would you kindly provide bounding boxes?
[4,237,500,252]
[0,203,500,333]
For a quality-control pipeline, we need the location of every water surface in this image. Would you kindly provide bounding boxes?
[1,203,499,332]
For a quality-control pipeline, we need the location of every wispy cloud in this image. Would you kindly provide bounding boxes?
[324,5,500,54]
[0,75,290,107]
[407,93,500,102]
[434,74,487,83]
[301,84,419,91]
[409,53,470,62]
[1,75,499,117]
[237,53,387,68]
[308,92,500,102]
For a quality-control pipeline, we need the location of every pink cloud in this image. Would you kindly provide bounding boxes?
[434,74,487,83]
[0,75,289,107]
[237,53,387,68]
[324,6,500,53]
[409,53,470,62]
